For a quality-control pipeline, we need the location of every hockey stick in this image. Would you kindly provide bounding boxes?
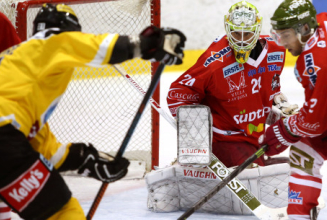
[114,65,288,220]
[178,145,269,220]
[86,63,165,220]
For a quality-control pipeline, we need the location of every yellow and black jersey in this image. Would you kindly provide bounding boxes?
[0,28,119,138]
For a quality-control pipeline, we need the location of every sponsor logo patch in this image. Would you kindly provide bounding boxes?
[303,53,320,86]
[204,46,231,67]
[223,62,244,78]
[183,169,217,180]
[0,158,51,212]
[268,64,282,72]
[288,189,303,204]
[317,41,326,48]
[233,107,270,125]
[267,52,284,63]
[167,88,200,102]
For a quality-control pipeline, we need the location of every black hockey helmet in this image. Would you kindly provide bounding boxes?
[33,3,81,35]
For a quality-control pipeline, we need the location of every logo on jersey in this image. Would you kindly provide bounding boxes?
[233,107,271,125]
[303,53,320,87]
[167,88,200,102]
[247,123,264,135]
[317,41,326,48]
[307,37,316,48]
[288,189,303,205]
[0,158,51,211]
[248,66,265,77]
[268,64,282,72]
[267,52,284,63]
[294,64,302,82]
[204,46,231,67]
[226,72,246,93]
[318,28,325,39]
[265,37,274,41]
[271,74,280,91]
[223,62,244,78]
[28,121,40,140]
[227,72,248,102]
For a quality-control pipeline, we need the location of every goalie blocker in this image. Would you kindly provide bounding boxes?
[177,105,212,166]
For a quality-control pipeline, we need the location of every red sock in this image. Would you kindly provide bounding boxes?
[0,202,11,220]
[287,174,321,218]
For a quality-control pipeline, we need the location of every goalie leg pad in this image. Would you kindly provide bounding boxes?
[0,124,71,220]
[146,162,290,214]
[146,167,180,212]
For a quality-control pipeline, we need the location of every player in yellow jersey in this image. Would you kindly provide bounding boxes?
[0,3,186,220]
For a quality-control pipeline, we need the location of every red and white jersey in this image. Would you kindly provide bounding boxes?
[0,12,21,52]
[285,13,327,138]
[167,35,286,146]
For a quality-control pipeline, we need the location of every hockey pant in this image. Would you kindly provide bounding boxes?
[288,139,326,220]
[212,141,266,167]
[0,124,85,220]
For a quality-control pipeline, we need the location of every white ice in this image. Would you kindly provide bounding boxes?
[12,67,327,219]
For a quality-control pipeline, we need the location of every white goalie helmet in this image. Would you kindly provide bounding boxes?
[224,1,262,64]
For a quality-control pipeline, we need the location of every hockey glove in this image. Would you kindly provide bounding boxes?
[266,93,298,125]
[140,26,186,65]
[258,119,301,156]
[77,144,130,183]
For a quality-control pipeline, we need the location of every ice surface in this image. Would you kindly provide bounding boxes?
[11,67,327,219]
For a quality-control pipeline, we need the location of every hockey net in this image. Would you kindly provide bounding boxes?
[0,0,160,173]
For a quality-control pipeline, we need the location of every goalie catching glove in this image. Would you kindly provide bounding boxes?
[139,26,186,65]
[266,93,298,125]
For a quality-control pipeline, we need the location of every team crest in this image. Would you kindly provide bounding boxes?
[271,74,280,91]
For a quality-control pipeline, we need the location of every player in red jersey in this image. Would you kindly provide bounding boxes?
[261,0,327,219]
[167,0,296,168]
[0,12,21,52]
[0,11,21,220]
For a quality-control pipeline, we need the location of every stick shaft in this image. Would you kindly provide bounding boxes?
[86,63,165,219]
[177,144,268,220]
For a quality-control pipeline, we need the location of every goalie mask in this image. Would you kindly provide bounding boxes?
[224,1,262,64]
[33,3,81,35]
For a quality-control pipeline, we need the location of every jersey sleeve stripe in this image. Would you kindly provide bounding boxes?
[86,33,119,67]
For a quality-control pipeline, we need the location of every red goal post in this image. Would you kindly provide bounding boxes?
[0,0,161,172]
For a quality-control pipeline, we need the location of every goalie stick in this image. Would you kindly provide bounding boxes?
[114,64,288,220]
[86,63,165,220]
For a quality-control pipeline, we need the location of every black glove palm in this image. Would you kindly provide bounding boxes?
[77,144,130,183]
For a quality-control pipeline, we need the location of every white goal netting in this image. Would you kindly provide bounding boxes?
[0,0,160,172]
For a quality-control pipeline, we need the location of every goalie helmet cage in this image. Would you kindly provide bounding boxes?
[0,0,160,171]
